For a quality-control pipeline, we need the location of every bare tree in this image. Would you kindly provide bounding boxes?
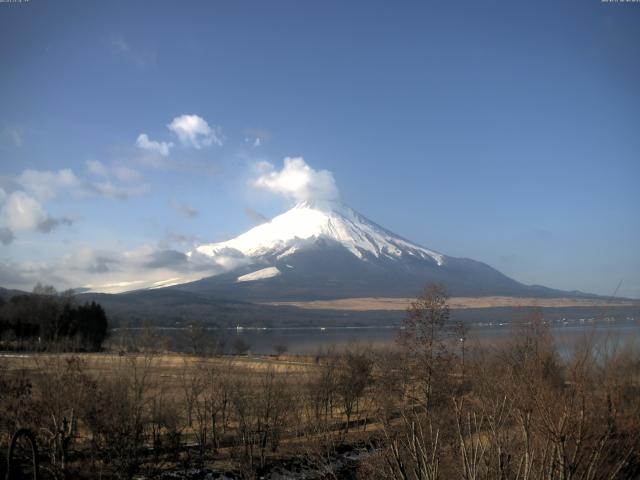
[79,353,156,479]
[199,360,233,452]
[255,367,293,466]
[232,337,250,356]
[273,343,288,357]
[380,410,441,480]
[453,321,469,379]
[337,347,373,433]
[36,356,92,472]
[397,283,451,407]
[185,322,208,355]
[179,360,202,429]
[305,350,339,433]
[372,347,411,422]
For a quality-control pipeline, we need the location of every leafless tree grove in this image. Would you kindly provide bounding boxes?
[1,284,638,479]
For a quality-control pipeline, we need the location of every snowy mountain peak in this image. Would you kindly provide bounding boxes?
[191,201,444,266]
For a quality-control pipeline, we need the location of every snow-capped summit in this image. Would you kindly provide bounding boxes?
[174,200,558,301]
[191,200,444,266]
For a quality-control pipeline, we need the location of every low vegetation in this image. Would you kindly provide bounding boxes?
[0,284,638,479]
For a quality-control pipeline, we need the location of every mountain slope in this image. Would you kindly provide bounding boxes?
[173,200,580,301]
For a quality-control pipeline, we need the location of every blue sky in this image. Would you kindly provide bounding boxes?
[0,0,639,297]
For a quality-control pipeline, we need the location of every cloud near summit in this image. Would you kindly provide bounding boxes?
[252,157,339,203]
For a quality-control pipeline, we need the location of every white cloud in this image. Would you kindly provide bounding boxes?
[87,180,149,200]
[252,157,339,203]
[62,244,224,293]
[0,165,148,244]
[0,260,67,290]
[244,137,262,147]
[134,114,223,166]
[13,166,147,202]
[113,165,142,182]
[0,191,72,235]
[0,243,206,293]
[64,246,118,273]
[1,191,49,231]
[135,133,173,156]
[159,230,202,248]
[17,169,79,200]
[168,114,223,148]
[86,159,109,177]
[87,160,142,183]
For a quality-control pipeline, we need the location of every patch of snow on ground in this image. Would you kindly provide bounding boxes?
[236,266,281,282]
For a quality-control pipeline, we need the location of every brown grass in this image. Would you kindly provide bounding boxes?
[265,295,639,311]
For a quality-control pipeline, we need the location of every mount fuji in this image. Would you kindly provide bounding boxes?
[168,200,571,301]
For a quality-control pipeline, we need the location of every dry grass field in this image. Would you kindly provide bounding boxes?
[0,351,317,378]
[2,309,639,479]
[0,348,397,478]
[267,295,639,311]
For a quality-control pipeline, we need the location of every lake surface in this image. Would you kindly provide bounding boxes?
[231,321,640,356]
[115,319,640,357]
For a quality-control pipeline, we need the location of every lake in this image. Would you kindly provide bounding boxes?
[231,321,640,357]
[113,318,640,358]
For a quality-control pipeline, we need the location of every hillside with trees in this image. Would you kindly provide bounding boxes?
[0,284,108,351]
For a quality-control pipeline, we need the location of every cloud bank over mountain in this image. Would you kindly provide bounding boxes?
[252,157,339,203]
